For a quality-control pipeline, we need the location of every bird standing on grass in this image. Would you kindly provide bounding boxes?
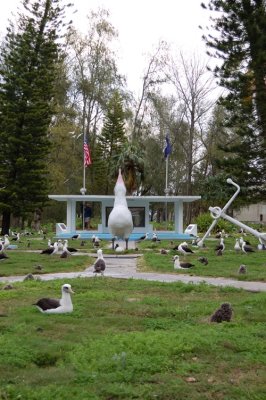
[215,238,225,253]
[210,303,232,323]
[33,283,74,314]
[93,249,106,275]
[234,239,241,253]
[2,235,10,250]
[108,169,133,250]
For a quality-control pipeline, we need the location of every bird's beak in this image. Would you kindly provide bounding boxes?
[69,288,74,294]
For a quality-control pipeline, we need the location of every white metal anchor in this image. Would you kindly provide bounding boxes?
[197,178,266,247]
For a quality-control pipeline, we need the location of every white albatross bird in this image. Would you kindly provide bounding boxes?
[2,235,10,250]
[33,283,74,314]
[108,169,133,250]
[173,255,194,269]
[234,238,241,252]
[115,243,124,252]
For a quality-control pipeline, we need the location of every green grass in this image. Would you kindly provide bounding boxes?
[0,230,266,399]
[0,278,265,399]
[0,251,93,277]
[136,236,266,281]
[2,233,266,281]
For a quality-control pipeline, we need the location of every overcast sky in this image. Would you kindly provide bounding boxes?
[0,0,214,94]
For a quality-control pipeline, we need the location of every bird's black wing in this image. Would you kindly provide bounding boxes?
[183,246,194,253]
[180,262,194,268]
[41,248,53,254]
[67,247,78,252]
[34,298,60,311]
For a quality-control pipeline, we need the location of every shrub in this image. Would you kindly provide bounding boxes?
[195,212,235,233]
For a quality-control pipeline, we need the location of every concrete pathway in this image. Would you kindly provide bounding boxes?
[1,250,266,293]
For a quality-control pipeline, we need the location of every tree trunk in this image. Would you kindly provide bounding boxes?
[1,210,11,235]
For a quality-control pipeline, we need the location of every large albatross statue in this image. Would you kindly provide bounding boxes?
[108,169,133,250]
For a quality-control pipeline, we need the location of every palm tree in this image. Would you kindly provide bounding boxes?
[113,142,145,194]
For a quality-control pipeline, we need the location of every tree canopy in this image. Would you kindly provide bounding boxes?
[201,0,266,201]
[0,0,71,233]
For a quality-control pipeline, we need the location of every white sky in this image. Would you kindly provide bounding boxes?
[0,0,214,94]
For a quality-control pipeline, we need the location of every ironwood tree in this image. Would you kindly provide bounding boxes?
[201,0,266,201]
[97,90,127,194]
[0,0,71,234]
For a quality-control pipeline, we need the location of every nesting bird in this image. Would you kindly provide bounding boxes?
[238,264,247,274]
[108,169,133,250]
[198,256,208,265]
[63,239,78,253]
[177,242,194,255]
[93,236,101,248]
[93,249,106,275]
[11,232,20,242]
[34,283,74,314]
[138,233,149,241]
[258,243,266,251]
[210,303,233,323]
[160,248,169,255]
[173,255,194,269]
[239,237,251,246]
[241,241,255,254]
[0,252,8,260]
[151,233,160,242]
[215,231,223,239]
[115,243,124,252]
[41,241,59,255]
[71,234,80,240]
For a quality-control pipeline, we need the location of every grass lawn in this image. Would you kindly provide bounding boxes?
[2,232,265,281]
[0,278,265,399]
[0,231,265,398]
[136,235,266,282]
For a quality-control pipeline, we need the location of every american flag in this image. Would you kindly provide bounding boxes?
[84,140,92,166]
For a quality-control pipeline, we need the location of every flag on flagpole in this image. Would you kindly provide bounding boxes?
[164,134,172,159]
[84,139,92,167]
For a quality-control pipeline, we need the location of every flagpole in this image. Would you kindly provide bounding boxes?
[80,127,87,231]
[164,133,171,228]
[165,156,169,227]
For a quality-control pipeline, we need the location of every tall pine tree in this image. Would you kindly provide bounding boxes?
[97,91,127,194]
[0,0,71,233]
[201,0,266,201]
